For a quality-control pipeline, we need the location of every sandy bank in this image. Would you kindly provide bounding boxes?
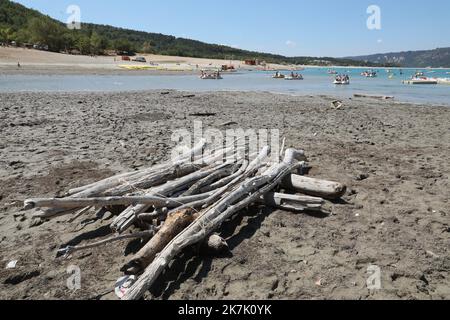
[0,47,298,75]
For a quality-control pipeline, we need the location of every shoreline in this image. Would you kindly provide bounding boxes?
[2,63,449,76]
[3,47,449,77]
[0,86,449,108]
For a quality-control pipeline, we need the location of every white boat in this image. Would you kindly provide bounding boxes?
[334,75,350,85]
[361,70,377,78]
[285,75,303,80]
[334,79,350,85]
[272,72,285,79]
[402,77,438,85]
[200,72,222,80]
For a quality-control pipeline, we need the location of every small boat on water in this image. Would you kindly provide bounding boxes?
[285,72,303,80]
[201,74,223,80]
[200,71,222,80]
[361,70,377,78]
[402,76,438,85]
[272,72,285,79]
[334,74,350,85]
[327,69,338,74]
[285,76,303,80]
[334,79,350,85]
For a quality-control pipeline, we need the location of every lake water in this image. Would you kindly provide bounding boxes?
[1,67,449,105]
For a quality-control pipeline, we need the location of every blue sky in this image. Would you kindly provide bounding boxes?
[13,0,450,57]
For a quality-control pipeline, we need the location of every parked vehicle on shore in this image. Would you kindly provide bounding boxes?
[132,56,147,63]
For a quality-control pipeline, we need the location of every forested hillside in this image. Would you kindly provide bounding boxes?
[1,0,382,66]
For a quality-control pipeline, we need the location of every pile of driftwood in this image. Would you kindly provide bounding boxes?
[24,139,346,300]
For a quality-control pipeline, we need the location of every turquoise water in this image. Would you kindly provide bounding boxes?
[1,67,449,105]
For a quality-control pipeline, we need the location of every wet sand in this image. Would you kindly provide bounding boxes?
[0,90,449,300]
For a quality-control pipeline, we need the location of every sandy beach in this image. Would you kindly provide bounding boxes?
[0,90,449,300]
[0,47,296,75]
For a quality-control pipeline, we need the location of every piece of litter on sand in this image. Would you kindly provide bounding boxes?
[115,275,136,299]
[189,112,217,117]
[353,93,394,100]
[426,250,440,258]
[331,100,344,110]
[315,278,323,286]
[220,121,238,127]
[355,213,360,217]
[6,260,18,269]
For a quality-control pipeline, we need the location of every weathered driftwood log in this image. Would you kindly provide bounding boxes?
[110,162,234,233]
[175,160,251,212]
[35,140,208,219]
[174,145,272,214]
[182,167,233,196]
[261,192,325,212]
[281,174,346,200]
[68,206,92,223]
[101,163,201,197]
[122,149,304,300]
[137,207,169,222]
[37,164,201,219]
[244,146,270,173]
[122,208,199,275]
[25,193,212,211]
[58,230,155,257]
[199,160,248,193]
[66,170,149,197]
[110,145,248,234]
[121,158,255,274]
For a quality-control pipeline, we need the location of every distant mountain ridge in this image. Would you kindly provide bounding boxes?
[348,47,450,68]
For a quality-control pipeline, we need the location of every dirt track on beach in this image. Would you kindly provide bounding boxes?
[0,91,449,300]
